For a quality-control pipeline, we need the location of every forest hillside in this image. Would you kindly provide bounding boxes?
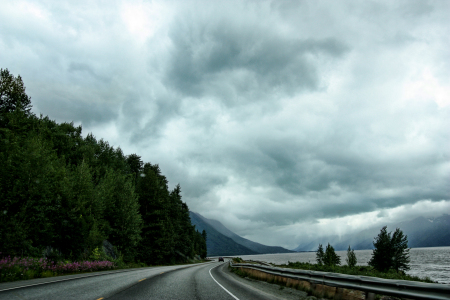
[0,68,206,265]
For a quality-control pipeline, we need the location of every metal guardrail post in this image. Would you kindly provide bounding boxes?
[366,292,375,300]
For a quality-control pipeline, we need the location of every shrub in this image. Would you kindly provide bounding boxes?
[23,269,36,280]
[346,245,357,268]
[0,254,116,282]
[40,270,54,278]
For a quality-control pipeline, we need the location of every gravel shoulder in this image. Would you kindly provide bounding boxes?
[219,262,322,300]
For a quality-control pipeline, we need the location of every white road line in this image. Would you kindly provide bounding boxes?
[209,263,240,300]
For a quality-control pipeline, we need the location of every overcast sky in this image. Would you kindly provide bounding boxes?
[1,0,449,249]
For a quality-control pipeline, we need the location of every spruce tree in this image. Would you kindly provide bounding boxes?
[391,228,410,272]
[346,245,357,268]
[324,243,340,266]
[0,68,32,117]
[316,244,324,265]
[369,226,392,272]
[369,226,410,272]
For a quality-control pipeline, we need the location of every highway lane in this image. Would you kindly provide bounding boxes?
[0,262,212,300]
[0,260,297,300]
[107,261,281,300]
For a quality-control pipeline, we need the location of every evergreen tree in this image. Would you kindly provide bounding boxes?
[200,230,207,258]
[136,163,174,264]
[98,169,142,262]
[323,243,340,266]
[0,69,205,265]
[369,226,410,272]
[390,228,410,272]
[316,244,324,265]
[0,113,64,256]
[202,230,207,242]
[346,245,357,268]
[37,117,84,167]
[126,154,143,183]
[368,226,393,272]
[0,68,32,118]
[59,160,104,259]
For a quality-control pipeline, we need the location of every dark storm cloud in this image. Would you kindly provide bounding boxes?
[183,93,449,230]
[208,114,448,202]
[122,93,182,144]
[164,12,348,102]
[1,0,448,248]
[181,173,228,199]
[38,96,118,127]
[121,2,349,149]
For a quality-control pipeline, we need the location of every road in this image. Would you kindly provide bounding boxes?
[0,260,307,300]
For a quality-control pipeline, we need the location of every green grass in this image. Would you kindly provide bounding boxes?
[0,254,210,284]
[277,261,436,283]
[229,267,248,278]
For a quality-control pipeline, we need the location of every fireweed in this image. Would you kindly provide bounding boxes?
[0,253,115,282]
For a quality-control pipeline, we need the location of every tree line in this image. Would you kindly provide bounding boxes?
[316,226,410,273]
[0,68,207,264]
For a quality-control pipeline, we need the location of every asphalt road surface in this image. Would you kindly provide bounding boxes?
[0,260,308,300]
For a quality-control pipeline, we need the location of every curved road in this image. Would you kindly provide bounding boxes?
[0,260,299,300]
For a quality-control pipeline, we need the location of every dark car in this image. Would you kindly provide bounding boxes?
[218,257,224,262]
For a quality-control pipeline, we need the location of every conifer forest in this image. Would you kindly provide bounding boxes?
[0,68,207,265]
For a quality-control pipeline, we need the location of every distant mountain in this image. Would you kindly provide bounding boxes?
[189,212,257,256]
[294,214,450,251]
[397,214,450,248]
[190,212,294,256]
[192,212,294,254]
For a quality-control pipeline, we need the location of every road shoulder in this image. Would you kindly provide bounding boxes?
[219,263,317,300]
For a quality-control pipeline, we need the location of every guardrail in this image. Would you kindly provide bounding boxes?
[229,262,450,300]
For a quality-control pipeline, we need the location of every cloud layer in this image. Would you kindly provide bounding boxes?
[1,0,449,249]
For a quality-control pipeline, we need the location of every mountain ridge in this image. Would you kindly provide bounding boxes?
[190,211,294,256]
[189,212,257,256]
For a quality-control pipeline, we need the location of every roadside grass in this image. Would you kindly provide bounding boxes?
[231,257,244,263]
[230,257,435,284]
[276,261,436,283]
[0,255,116,283]
[228,262,313,297]
[0,254,210,283]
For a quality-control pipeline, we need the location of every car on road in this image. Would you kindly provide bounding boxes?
[218,257,224,262]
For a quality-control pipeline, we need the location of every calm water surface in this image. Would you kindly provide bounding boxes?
[238,246,450,284]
